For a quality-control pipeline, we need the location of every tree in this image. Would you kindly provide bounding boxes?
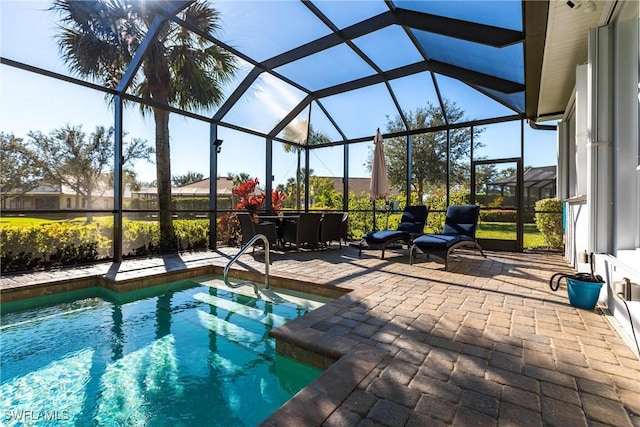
[52,0,237,251]
[232,173,251,187]
[496,166,532,180]
[26,124,152,221]
[124,170,143,192]
[0,132,44,201]
[497,166,517,179]
[172,171,204,187]
[381,99,484,202]
[282,120,330,210]
[475,164,499,193]
[279,167,316,210]
[309,176,342,210]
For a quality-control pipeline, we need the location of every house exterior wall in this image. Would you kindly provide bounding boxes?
[3,194,115,210]
[561,2,639,353]
[562,65,590,268]
[2,195,59,210]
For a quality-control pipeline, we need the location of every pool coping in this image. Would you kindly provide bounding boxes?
[0,263,351,302]
[262,286,390,426]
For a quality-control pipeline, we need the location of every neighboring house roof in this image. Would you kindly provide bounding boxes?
[491,165,557,189]
[59,184,132,199]
[173,177,240,196]
[14,184,62,195]
[132,177,262,197]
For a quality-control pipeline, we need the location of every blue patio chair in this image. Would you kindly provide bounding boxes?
[359,205,429,259]
[410,205,485,270]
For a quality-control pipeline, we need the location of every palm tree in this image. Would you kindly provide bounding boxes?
[52,0,237,251]
[232,172,251,187]
[282,120,330,210]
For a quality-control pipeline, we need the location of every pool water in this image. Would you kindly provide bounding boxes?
[0,276,328,426]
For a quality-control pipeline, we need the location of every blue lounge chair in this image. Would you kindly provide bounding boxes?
[410,205,485,270]
[359,205,429,259]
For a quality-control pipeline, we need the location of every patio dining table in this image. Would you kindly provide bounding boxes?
[259,214,300,226]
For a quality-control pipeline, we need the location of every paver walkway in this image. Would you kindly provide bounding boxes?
[1,246,639,426]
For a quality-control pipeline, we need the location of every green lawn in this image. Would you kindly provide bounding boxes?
[477,222,546,248]
[0,217,52,226]
[0,215,113,227]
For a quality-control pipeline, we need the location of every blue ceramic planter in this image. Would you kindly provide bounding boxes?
[567,277,604,309]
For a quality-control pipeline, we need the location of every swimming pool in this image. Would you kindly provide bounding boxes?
[0,276,329,426]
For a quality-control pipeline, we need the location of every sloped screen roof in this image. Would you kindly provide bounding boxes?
[1,0,535,146]
[175,0,529,146]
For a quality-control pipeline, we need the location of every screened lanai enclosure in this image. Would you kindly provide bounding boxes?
[2,0,567,265]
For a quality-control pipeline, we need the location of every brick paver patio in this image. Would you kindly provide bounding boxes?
[1,246,639,426]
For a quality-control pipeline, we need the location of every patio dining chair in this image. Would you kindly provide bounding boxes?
[410,204,485,270]
[237,212,278,254]
[282,212,322,251]
[340,212,349,246]
[358,205,429,259]
[319,212,345,249]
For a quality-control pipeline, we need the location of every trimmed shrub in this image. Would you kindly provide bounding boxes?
[127,196,234,218]
[347,192,376,239]
[128,197,158,210]
[120,219,209,256]
[122,220,160,256]
[0,218,213,272]
[172,197,209,212]
[175,219,209,251]
[423,187,470,233]
[534,198,563,248]
[1,222,110,273]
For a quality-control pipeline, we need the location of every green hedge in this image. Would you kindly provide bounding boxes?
[0,219,211,273]
[1,222,111,273]
[534,198,563,248]
[118,219,210,256]
[121,221,159,256]
[127,196,235,216]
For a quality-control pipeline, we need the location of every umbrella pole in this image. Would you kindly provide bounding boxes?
[372,199,376,231]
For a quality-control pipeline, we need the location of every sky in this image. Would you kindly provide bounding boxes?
[0,0,558,190]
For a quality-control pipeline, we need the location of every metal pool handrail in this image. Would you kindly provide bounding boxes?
[223,233,270,291]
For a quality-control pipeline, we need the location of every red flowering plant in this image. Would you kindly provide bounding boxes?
[233,178,266,222]
[271,189,286,214]
[232,178,286,222]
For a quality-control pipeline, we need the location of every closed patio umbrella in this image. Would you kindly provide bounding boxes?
[370,128,389,230]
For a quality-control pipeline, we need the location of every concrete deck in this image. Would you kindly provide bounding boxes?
[1,245,639,426]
